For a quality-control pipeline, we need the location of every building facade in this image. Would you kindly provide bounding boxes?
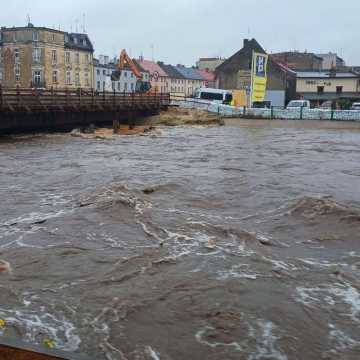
[64,33,94,89]
[196,69,216,88]
[94,55,149,93]
[0,23,93,89]
[136,58,169,93]
[215,39,296,107]
[157,62,186,95]
[270,52,323,71]
[296,70,360,104]
[174,65,206,96]
[317,53,346,70]
[196,57,225,72]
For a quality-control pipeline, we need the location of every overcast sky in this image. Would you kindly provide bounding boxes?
[1,0,358,66]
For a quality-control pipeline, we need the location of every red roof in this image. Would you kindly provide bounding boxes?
[137,59,168,77]
[196,69,216,81]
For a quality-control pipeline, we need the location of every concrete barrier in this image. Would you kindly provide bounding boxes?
[171,99,360,122]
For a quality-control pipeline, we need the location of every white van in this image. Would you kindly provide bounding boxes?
[351,102,360,110]
[194,88,233,104]
[286,100,310,110]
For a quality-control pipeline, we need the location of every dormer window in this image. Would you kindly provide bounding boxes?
[73,37,78,45]
[82,39,87,46]
[33,31,39,41]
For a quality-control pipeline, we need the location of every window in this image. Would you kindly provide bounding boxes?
[52,50,57,63]
[85,72,89,87]
[131,73,134,78]
[66,71,71,85]
[75,53,80,65]
[0,71,3,83]
[82,39,87,46]
[124,71,127,78]
[65,52,71,64]
[75,72,80,86]
[103,81,105,90]
[33,70,42,86]
[336,86,343,94]
[73,37,78,45]
[32,47,41,62]
[131,83,134,92]
[103,70,106,76]
[15,63,21,82]
[13,32,17,42]
[52,70,58,84]
[51,33,56,42]
[112,81,115,91]
[317,86,324,94]
[33,31,39,41]
[85,54,90,64]
[14,48,20,63]
[124,83,128,92]
[97,81,100,90]
[117,82,121,91]
[97,69,100,75]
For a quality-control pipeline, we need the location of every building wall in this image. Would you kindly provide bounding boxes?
[0,26,93,89]
[271,52,323,71]
[297,77,359,93]
[64,49,93,89]
[93,59,149,93]
[196,58,225,72]
[318,53,346,70]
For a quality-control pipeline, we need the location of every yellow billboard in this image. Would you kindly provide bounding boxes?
[251,52,269,104]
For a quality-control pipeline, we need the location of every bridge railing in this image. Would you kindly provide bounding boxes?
[0,86,170,112]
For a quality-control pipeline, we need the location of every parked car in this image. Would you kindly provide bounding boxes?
[350,102,360,110]
[286,100,310,110]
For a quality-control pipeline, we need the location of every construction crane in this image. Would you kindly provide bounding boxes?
[111,49,151,93]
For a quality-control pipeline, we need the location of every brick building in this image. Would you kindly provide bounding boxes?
[0,23,94,89]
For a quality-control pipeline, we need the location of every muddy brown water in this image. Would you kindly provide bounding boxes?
[0,122,360,360]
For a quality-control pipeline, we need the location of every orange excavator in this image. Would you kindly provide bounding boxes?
[111,49,151,93]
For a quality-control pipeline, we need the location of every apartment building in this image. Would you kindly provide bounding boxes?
[94,55,149,92]
[0,23,93,89]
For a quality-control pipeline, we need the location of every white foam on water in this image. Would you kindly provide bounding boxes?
[298,258,348,268]
[216,264,258,281]
[147,346,161,360]
[328,324,360,352]
[262,256,298,272]
[0,307,81,351]
[195,326,243,351]
[296,283,360,322]
[249,321,288,360]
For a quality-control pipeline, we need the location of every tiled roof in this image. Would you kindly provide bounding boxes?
[65,33,94,52]
[136,59,168,77]
[175,65,204,80]
[196,69,216,81]
[296,71,358,78]
[157,63,185,79]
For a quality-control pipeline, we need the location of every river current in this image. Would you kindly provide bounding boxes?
[0,123,360,360]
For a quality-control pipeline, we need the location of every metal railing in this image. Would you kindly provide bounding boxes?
[0,86,170,113]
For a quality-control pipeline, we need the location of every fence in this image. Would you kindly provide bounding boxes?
[171,96,360,122]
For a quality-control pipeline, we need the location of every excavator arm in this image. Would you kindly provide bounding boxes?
[111,49,151,93]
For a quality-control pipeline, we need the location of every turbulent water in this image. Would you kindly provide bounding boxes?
[0,124,360,360]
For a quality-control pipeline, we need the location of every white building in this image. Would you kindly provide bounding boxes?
[93,55,149,92]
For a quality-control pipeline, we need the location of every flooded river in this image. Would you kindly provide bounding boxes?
[0,122,360,360]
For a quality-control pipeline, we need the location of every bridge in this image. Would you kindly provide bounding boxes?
[0,86,170,133]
